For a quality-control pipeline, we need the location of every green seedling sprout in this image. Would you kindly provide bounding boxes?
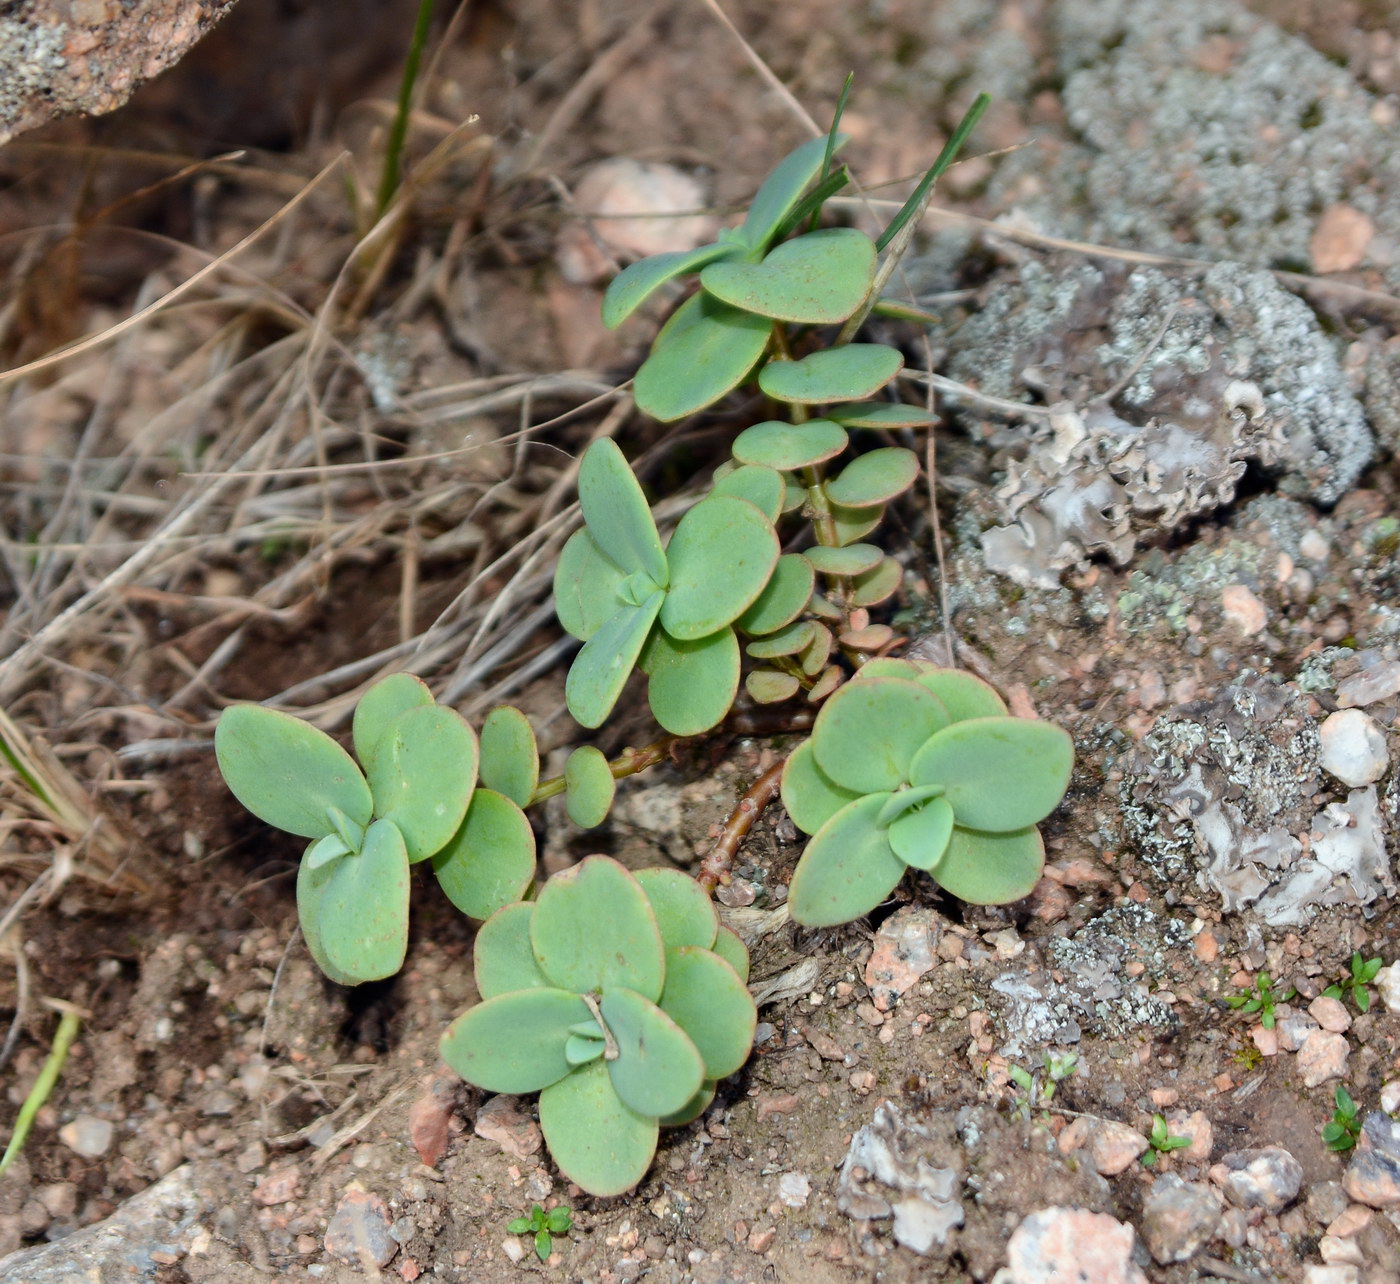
[1142,1114,1191,1167]
[1322,952,1383,1013]
[1007,1051,1078,1122]
[1224,971,1295,1029]
[508,1203,574,1263]
[0,1005,82,1178]
[440,858,755,1195]
[1321,1086,1362,1152]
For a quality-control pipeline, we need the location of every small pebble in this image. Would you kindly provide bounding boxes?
[778,1172,810,1209]
[1318,709,1389,787]
[1297,1029,1350,1087]
[1342,1113,1400,1208]
[1302,1267,1361,1284]
[1309,995,1351,1033]
[1374,964,1400,1015]
[1057,1116,1148,1176]
[325,1188,398,1268]
[1212,1147,1303,1213]
[1336,660,1400,707]
[1221,585,1267,636]
[57,1114,113,1159]
[1139,1175,1221,1264]
[1001,1207,1147,1284]
[1381,1080,1400,1114]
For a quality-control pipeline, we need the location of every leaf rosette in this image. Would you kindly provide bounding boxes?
[440,857,755,1196]
[554,439,779,735]
[782,662,1074,926]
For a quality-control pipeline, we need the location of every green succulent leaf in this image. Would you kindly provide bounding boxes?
[364,704,478,862]
[758,344,903,406]
[661,495,778,641]
[850,557,903,607]
[874,782,947,827]
[852,657,925,682]
[826,447,920,506]
[745,669,800,703]
[305,832,352,872]
[538,1059,658,1197]
[565,591,664,729]
[642,625,740,736]
[565,1034,607,1066]
[478,706,540,808]
[473,901,550,999]
[732,418,848,471]
[634,867,719,952]
[788,793,907,928]
[803,543,883,576]
[216,704,372,839]
[602,242,740,329]
[738,134,848,252]
[737,553,814,636]
[800,623,833,676]
[432,788,536,919]
[711,925,750,982]
[565,745,616,829]
[887,797,956,870]
[298,817,410,985]
[352,673,434,764]
[909,717,1074,831]
[659,947,756,1080]
[659,1080,718,1128]
[710,463,785,522]
[811,676,949,794]
[830,498,884,546]
[932,824,1045,905]
[780,738,861,836]
[602,988,706,1117]
[554,528,628,642]
[577,438,668,588]
[324,805,365,854]
[700,228,875,323]
[440,987,591,1094]
[531,856,665,1001]
[910,669,1008,722]
[634,292,772,423]
[827,401,939,429]
[746,620,814,659]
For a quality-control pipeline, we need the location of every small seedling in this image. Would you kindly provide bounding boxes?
[1224,972,1295,1029]
[1141,1113,1191,1167]
[1322,1086,1362,1152]
[440,857,756,1195]
[508,1203,573,1263]
[1322,952,1383,1013]
[1007,1051,1078,1121]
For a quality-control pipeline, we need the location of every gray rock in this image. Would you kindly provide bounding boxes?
[56,1114,113,1159]
[324,1186,398,1269]
[1215,1146,1303,1213]
[1342,1112,1400,1208]
[1139,1175,1221,1264]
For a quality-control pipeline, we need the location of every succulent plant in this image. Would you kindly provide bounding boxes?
[440,856,755,1195]
[781,661,1074,925]
[215,674,536,984]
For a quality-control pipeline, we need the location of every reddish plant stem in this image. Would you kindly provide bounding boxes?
[697,757,788,893]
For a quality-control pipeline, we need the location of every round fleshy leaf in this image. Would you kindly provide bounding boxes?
[661,495,779,641]
[746,620,814,660]
[565,591,664,729]
[758,344,903,406]
[738,133,847,251]
[710,464,784,522]
[539,1059,658,1196]
[440,987,590,1094]
[432,788,536,919]
[830,499,883,546]
[733,419,848,471]
[602,242,740,329]
[909,717,1074,831]
[634,868,718,952]
[634,292,772,423]
[811,677,949,794]
[364,704,478,863]
[933,824,1045,905]
[875,783,947,827]
[478,706,539,808]
[642,626,740,736]
[807,592,841,621]
[711,925,750,982]
[788,793,907,928]
[216,704,372,839]
[566,1034,607,1066]
[826,447,920,506]
[808,665,842,701]
[737,554,814,636]
[352,673,434,764]
[912,669,1008,722]
[601,988,705,1118]
[827,401,939,429]
[800,623,833,676]
[306,817,410,984]
[305,833,351,872]
[781,474,806,514]
[577,438,668,587]
[887,797,955,870]
[803,543,882,576]
[296,843,358,987]
[565,746,616,829]
[853,658,925,681]
[659,1080,717,1128]
[851,557,903,607]
[473,901,550,999]
[554,528,628,641]
[700,228,875,323]
[530,856,665,1001]
[659,947,756,1080]
[746,669,799,703]
[780,739,861,836]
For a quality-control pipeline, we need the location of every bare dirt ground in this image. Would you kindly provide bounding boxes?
[2,1,1400,1281]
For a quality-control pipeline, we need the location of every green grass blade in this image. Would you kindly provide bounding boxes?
[0,1009,81,1177]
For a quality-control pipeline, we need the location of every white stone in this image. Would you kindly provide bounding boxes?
[1376,964,1400,1015]
[1000,1208,1147,1284]
[1318,709,1389,787]
[1303,1266,1361,1284]
[1381,1080,1400,1113]
[57,1114,113,1159]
